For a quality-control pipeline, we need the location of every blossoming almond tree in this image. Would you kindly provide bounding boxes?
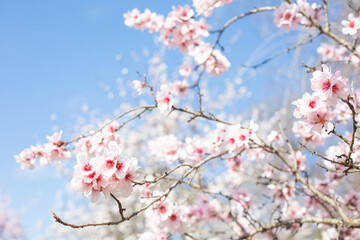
[14,0,360,239]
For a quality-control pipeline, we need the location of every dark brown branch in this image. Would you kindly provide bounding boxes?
[110,193,125,220]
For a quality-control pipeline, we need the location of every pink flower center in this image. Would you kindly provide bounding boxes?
[228,138,235,144]
[116,162,124,171]
[332,84,339,93]
[163,97,170,104]
[195,148,203,154]
[106,160,115,169]
[96,175,103,183]
[158,205,167,213]
[284,12,292,21]
[125,172,134,181]
[239,135,246,141]
[168,149,177,155]
[85,140,92,149]
[308,100,316,109]
[322,80,331,91]
[350,21,355,28]
[83,163,92,172]
[88,171,96,179]
[170,214,177,221]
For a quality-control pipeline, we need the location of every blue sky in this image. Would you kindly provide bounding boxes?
[0,0,316,237]
[0,0,184,235]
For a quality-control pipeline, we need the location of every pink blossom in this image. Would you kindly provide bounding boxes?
[15,131,71,169]
[267,130,284,145]
[317,43,347,61]
[225,156,243,173]
[262,166,274,178]
[15,147,37,169]
[310,64,338,102]
[344,191,360,208]
[179,64,192,78]
[294,151,306,171]
[205,126,225,154]
[156,84,174,113]
[41,131,71,165]
[181,137,205,164]
[268,182,295,201]
[159,205,186,234]
[274,2,301,31]
[204,49,230,75]
[124,8,164,33]
[297,0,322,25]
[223,124,250,153]
[173,80,189,96]
[133,80,146,95]
[282,201,306,219]
[292,121,327,146]
[168,5,194,21]
[342,13,360,37]
[124,6,230,75]
[292,92,333,132]
[123,8,142,28]
[333,100,352,123]
[149,134,181,163]
[190,43,230,75]
[112,157,139,198]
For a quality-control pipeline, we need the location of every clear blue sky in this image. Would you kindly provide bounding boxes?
[0,0,311,237]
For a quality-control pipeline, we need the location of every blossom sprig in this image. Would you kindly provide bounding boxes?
[124,4,230,75]
[293,64,350,133]
[274,0,322,31]
[15,131,71,169]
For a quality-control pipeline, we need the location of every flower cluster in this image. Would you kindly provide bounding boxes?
[140,187,229,237]
[292,121,328,146]
[124,4,230,75]
[293,64,349,132]
[74,120,120,159]
[71,141,139,202]
[317,43,347,62]
[274,0,322,31]
[155,82,189,113]
[316,43,360,69]
[148,121,263,166]
[123,8,164,33]
[148,134,180,163]
[15,131,71,169]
